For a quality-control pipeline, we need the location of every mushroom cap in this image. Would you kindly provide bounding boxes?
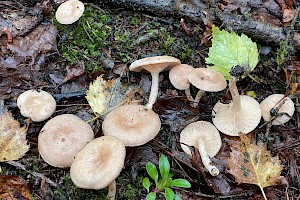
[55,0,85,25]
[129,56,181,74]
[17,89,56,122]
[212,95,261,136]
[70,136,126,190]
[38,114,94,167]
[169,64,194,90]
[180,121,221,157]
[102,104,161,146]
[188,68,227,92]
[260,94,294,125]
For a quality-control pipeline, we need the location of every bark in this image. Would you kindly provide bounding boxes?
[99,0,300,51]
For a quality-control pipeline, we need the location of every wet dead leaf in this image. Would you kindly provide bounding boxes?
[86,75,136,116]
[282,8,296,23]
[60,61,85,85]
[153,96,200,132]
[6,24,57,60]
[0,174,32,200]
[227,132,284,199]
[0,101,29,162]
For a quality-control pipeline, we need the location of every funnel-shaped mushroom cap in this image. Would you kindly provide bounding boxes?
[188,68,227,92]
[17,89,56,122]
[169,64,194,90]
[102,105,161,146]
[180,121,221,176]
[260,94,294,125]
[70,136,126,189]
[55,0,84,24]
[180,121,221,157]
[129,56,181,73]
[38,114,94,167]
[212,95,261,136]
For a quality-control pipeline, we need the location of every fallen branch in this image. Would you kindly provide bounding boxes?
[99,0,300,51]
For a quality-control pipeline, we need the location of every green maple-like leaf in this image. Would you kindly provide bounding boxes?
[205,25,258,80]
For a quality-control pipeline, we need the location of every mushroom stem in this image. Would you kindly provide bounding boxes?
[191,90,206,107]
[229,76,241,112]
[197,138,219,176]
[107,180,116,200]
[184,89,194,102]
[145,72,159,110]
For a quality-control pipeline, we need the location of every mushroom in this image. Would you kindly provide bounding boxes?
[180,121,221,176]
[188,68,227,107]
[70,136,126,200]
[169,64,194,101]
[55,0,85,25]
[129,56,181,109]
[211,66,261,136]
[260,94,294,125]
[17,89,56,122]
[38,114,94,167]
[102,104,161,146]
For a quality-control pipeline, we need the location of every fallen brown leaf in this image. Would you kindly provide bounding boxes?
[0,175,32,200]
[227,132,284,200]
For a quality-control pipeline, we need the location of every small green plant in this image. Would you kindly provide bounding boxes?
[142,155,191,200]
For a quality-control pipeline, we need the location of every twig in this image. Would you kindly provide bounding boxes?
[6,161,58,187]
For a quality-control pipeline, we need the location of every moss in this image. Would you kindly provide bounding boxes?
[276,41,287,66]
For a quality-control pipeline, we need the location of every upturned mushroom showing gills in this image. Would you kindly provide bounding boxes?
[260,94,295,125]
[38,114,94,168]
[169,64,194,101]
[102,104,161,146]
[180,121,222,176]
[70,136,126,200]
[188,68,227,107]
[129,56,181,109]
[17,89,56,122]
[212,66,261,136]
[55,0,85,24]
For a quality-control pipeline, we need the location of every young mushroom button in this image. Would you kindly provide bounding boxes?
[260,94,295,125]
[70,136,126,200]
[102,104,161,146]
[169,64,194,101]
[180,121,222,176]
[55,0,85,24]
[38,114,94,168]
[17,89,56,122]
[129,56,181,109]
[188,68,227,107]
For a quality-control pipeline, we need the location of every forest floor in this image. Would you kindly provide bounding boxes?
[0,0,300,199]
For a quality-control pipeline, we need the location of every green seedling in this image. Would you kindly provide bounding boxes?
[142,155,191,200]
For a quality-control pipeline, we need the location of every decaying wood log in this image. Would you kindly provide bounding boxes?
[99,0,300,51]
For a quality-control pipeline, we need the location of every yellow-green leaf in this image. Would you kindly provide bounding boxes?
[85,75,136,116]
[0,104,29,162]
[227,133,284,200]
[205,25,258,80]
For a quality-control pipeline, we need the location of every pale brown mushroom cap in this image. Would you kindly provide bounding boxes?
[70,136,126,190]
[212,95,261,136]
[55,0,85,24]
[17,89,56,122]
[102,104,161,146]
[260,94,294,125]
[180,121,221,157]
[38,114,94,168]
[188,68,227,92]
[129,56,181,73]
[169,64,194,90]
